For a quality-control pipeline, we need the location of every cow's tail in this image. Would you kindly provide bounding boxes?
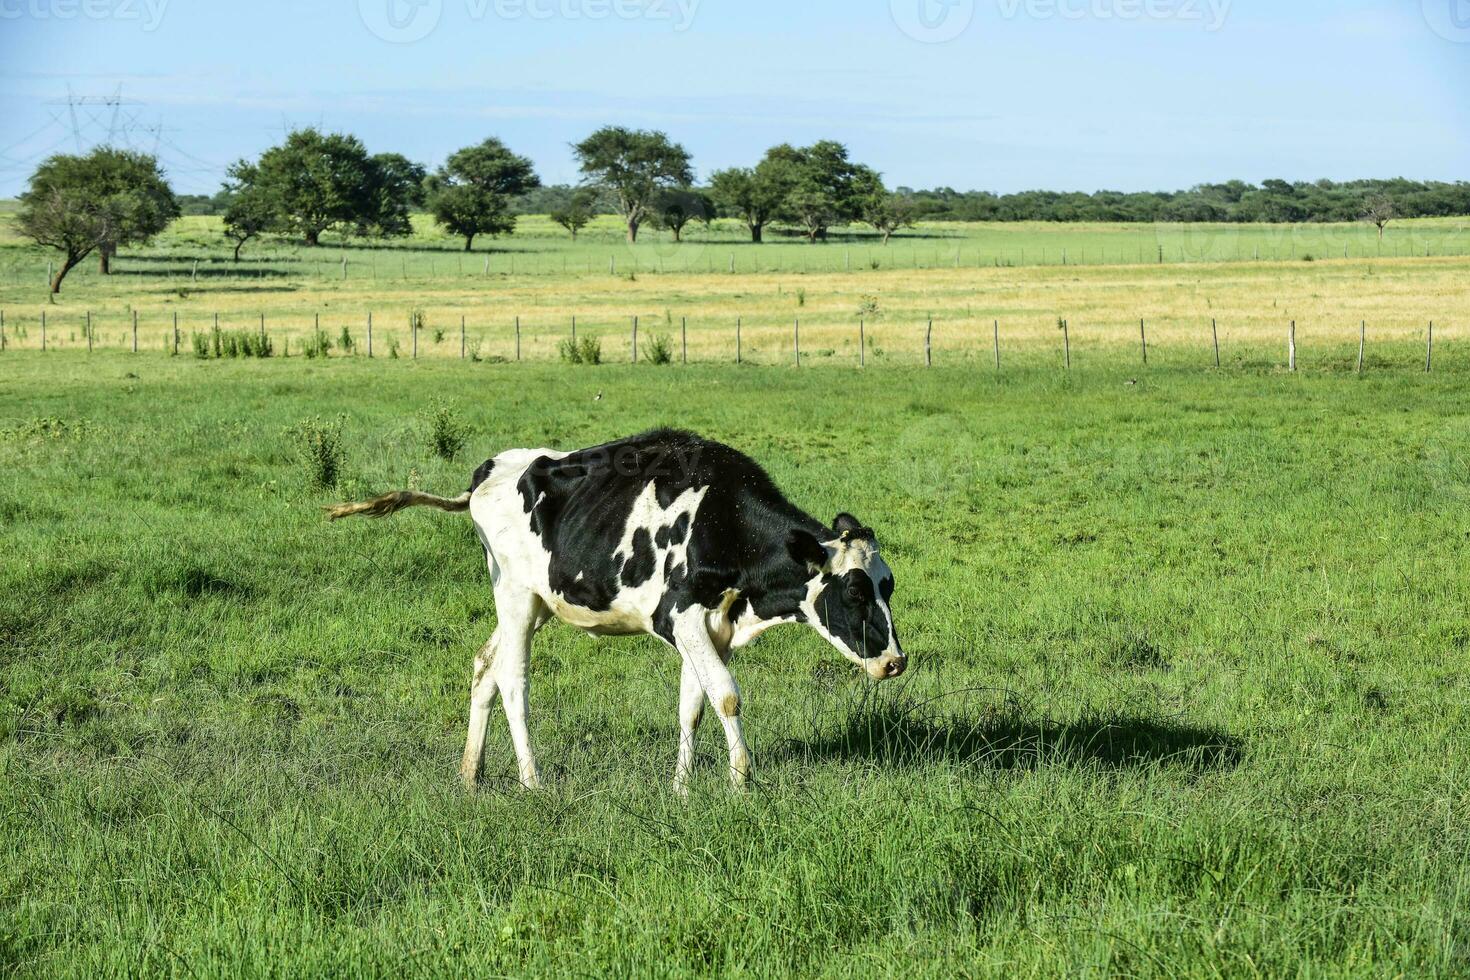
[326,489,472,522]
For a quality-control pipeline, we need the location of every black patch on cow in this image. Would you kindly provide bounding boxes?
[655,511,690,548]
[621,528,656,587]
[879,575,894,602]
[468,457,496,494]
[811,569,892,659]
[833,512,876,542]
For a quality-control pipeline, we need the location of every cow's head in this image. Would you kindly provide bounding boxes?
[788,513,906,681]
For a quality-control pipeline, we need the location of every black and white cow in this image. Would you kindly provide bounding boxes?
[328,428,906,792]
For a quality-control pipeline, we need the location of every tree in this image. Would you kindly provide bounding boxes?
[1362,195,1397,241]
[769,141,881,243]
[18,147,178,293]
[220,164,277,261]
[866,192,917,244]
[573,126,692,243]
[652,188,713,242]
[709,159,794,243]
[549,188,597,239]
[428,137,539,251]
[362,152,428,238]
[242,128,379,246]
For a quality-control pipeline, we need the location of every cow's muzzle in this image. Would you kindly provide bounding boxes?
[866,655,907,680]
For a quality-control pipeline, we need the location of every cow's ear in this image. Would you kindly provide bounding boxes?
[786,529,828,571]
[833,513,863,535]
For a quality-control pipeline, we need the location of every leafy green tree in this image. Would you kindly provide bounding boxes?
[428,138,539,251]
[237,128,379,246]
[652,188,713,242]
[18,147,179,293]
[549,188,597,240]
[865,192,917,244]
[363,152,428,237]
[769,141,882,242]
[709,159,794,243]
[220,163,278,261]
[573,126,692,243]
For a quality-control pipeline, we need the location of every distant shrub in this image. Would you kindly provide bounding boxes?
[857,296,881,319]
[423,400,468,461]
[288,416,345,489]
[645,333,674,365]
[559,336,602,365]
[303,328,333,359]
[192,329,272,358]
[388,337,401,359]
[338,325,354,353]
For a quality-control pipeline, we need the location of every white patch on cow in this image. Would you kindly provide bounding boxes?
[469,454,708,640]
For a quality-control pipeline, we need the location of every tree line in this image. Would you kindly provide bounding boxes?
[16,124,1470,294]
[895,179,1470,225]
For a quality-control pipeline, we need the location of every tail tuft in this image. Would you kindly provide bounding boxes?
[326,489,472,522]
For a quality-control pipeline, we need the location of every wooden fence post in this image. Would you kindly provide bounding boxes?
[0,310,5,352]
[1139,318,1147,364]
[515,316,521,362]
[736,317,741,364]
[1288,321,1296,372]
[132,310,138,353]
[571,315,576,346]
[1062,318,1070,370]
[794,317,800,367]
[632,316,638,363]
[993,319,1000,373]
[367,312,373,358]
[859,318,865,368]
[682,317,687,364]
[925,318,933,367]
[1357,320,1365,375]
[1426,321,1434,373]
[412,313,418,359]
[1212,318,1220,368]
[86,311,92,353]
[461,315,466,359]
[173,311,179,356]
[41,310,46,351]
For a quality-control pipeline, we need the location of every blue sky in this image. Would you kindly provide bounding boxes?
[1,0,1466,196]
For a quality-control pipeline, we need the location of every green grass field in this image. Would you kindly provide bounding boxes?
[4,353,1468,976]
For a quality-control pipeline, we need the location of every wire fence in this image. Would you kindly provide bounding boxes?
[0,308,1447,375]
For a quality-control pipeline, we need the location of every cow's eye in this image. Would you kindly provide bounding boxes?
[845,585,863,604]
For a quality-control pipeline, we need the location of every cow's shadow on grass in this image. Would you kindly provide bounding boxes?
[766,698,1242,773]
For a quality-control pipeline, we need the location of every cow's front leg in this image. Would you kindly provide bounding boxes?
[672,608,750,791]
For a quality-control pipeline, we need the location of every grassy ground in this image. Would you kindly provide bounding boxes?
[3,353,1468,976]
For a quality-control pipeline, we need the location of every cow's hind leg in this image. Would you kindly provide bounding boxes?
[673,658,705,796]
[460,630,501,789]
[492,587,548,790]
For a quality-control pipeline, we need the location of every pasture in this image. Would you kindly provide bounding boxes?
[3,352,1468,976]
[0,211,1464,367]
